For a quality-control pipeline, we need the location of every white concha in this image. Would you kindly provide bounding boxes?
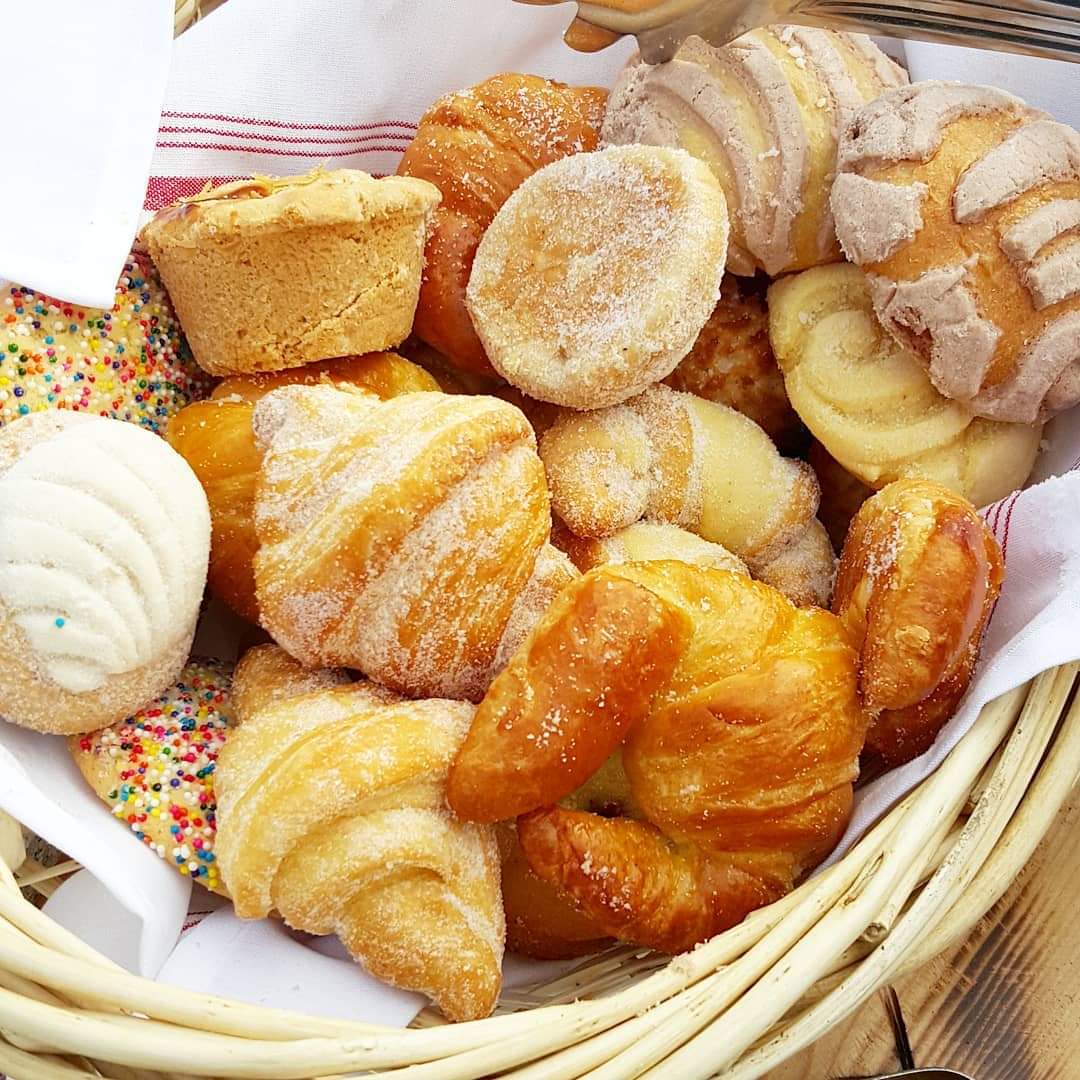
[0,413,210,733]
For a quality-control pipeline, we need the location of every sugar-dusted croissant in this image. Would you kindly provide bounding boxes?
[769,263,1042,506]
[602,28,906,276]
[214,645,504,1021]
[664,274,805,454]
[253,384,550,700]
[834,479,1004,766]
[539,384,834,606]
[831,81,1080,423]
[167,353,439,623]
[450,562,866,953]
[397,73,607,377]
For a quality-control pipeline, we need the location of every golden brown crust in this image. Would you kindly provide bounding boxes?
[833,478,1004,766]
[167,353,439,625]
[252,385,551,700]
[460,561,867,953]
[398,74,607,376]
[665,275,805,453]
[448,570,691,823]
[216,646,503,1021]
[500,824,612,959]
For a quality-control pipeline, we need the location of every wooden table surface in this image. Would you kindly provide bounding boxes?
[767,782,1080,1080]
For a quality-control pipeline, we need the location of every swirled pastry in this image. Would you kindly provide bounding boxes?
[166,353,439,623]
[665,274,804,452]
[252,384,550,700]
[834,479,1004,766]
[538,384,830,602]
[397,73,607,377]
[769,263,1042,506]
[831,81,1080,423]
[466,145,729,409]
[450,562,866,953]
[0,413,209,734]
[602,29,907,275]
[214,646,503,1021]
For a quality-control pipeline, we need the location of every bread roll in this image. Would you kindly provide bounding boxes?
[831,82,1080,422]
[602,28,907,275]
[398,73,607,376]
[769,263,1042,506]
[467,146,729,409]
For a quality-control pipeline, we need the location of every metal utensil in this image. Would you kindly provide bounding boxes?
[515,0,1080,65]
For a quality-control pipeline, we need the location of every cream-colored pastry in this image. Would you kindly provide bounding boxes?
[554,518,749,577]
[831,81,1080,423]
[466,145,729,409]
[0,413,210,733]
[769,263,1042,505]
[602,28,907,276]
[142,170,441,376]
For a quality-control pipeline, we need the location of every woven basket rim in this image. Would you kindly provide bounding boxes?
[2,662,1076,1079]
[6,7,1073,1078]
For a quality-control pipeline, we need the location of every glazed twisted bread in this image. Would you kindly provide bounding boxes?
[215,645,504,1021]
[539,384,834,605]
[769,264,1042,507]
[449,562,866,953]
[397,73,607,376]
[831,81,1080,422]
[252,384,550,700]
[167,353,439,624]
[834,479,1004,766]
[602,28,907,275]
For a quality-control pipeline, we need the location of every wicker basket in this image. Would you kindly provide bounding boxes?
[1,662,1076,1079]
[2,5,1073,1078]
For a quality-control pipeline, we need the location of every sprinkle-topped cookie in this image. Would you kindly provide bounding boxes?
[1,253,211,434]
[70,660,233,895]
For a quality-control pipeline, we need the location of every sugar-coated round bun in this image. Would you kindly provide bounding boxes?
[466,145,729,409]
[0,412,211,734]
[0,252,211,434]
[70,659,233,895]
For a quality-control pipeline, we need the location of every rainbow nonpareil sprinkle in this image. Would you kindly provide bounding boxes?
[1,254,211,433]
[74,660,232,894]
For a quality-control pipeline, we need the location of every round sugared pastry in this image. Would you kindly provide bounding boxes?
[0,412,210,734]
[0,253,211,434]
[70,660,232,894]
[831,81,1080,423]
[602,28,907,276]
[466,145,729,409]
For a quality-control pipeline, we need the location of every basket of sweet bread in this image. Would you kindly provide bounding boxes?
[0,2,1079,1078]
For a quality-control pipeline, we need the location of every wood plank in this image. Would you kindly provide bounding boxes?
[767,781,1080,1079]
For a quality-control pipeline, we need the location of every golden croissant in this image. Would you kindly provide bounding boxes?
[834,479,1004,766]
[450,562,867,954]
[166,352,439,623]
[251,383,551,699]
[214,645,504,1021]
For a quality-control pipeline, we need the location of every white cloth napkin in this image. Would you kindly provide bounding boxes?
[0,0,1078,1027]
[0,0,174,309]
